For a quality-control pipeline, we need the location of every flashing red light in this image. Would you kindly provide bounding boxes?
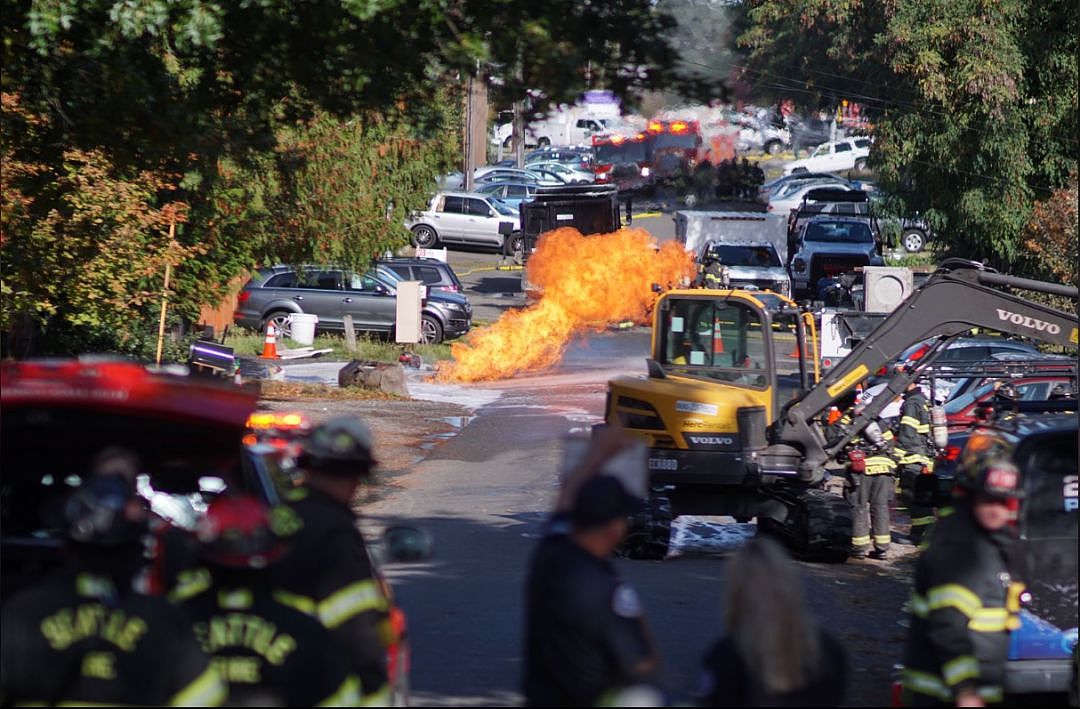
[610,135,625,144]
[908,344,930,361]
[634,132,646,141]
[670,121,688,133]
[647,120,664,133]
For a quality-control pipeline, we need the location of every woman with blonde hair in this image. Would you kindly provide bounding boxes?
[697,536,848,706]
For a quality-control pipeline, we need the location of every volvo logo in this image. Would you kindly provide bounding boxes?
[996,309,1061,335]
[688,435,734,445]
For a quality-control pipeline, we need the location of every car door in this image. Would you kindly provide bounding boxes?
[829,141,854,170]
[434,195,466,242]
[463,197,502,246]
[295,269,349,330]
[341,273,396,333]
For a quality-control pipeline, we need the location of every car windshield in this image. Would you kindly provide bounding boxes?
[710,245,781,267]
[595,141,649,164]
[490,199,518,215]
[804,221,874,243]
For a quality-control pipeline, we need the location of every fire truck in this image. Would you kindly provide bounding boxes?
[646,119,704,185]
[591,132,655,195]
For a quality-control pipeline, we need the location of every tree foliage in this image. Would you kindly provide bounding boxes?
[1024,172,1078,288]
[738,0,1078,272]
[2,0,703,355]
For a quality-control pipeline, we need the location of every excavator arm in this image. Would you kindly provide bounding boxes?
[768,261,1078,482]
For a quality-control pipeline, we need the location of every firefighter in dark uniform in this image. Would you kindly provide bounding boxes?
[523,430,662,706]
[901,454,1025,706]
[0,476,225,706]
[894,379,937,545]
[271,415,395,706]
[179,494,360,706]
[828,400,896,559]
[696,242,730,290]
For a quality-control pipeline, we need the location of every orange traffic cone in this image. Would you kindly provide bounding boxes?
[262,323,279,359]
[712,319,724,354]
[787,338,811,359]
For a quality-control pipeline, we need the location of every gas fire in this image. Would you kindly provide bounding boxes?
[436,227,695,383]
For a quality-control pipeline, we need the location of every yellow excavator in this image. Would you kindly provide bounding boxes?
[603,260,1078,560]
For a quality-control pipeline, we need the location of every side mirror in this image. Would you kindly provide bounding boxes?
[374,284,390,295]
[489,209,497,218]
[382,525,434,563]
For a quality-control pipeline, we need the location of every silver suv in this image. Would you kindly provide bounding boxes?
[405,191,522,252]
[233,266,472,344]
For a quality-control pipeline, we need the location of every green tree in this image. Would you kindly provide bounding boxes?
[2,0,708,355]
[738,0,1078,272]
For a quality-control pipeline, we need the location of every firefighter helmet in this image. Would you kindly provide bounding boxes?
[298,415,377,476]
[65,475,147,545]
[955,454,1024,500]
[197,495,287,569]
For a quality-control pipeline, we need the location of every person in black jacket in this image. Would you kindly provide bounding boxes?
[697,536,847,706]
[895,380,937,544]
[0,476,225,707]
[523,429,661,706]
[179,494,360,706]
[271,415,396,706]
[901,455,1025,707]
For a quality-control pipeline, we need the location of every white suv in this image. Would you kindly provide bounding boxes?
[783,137,871,175]
[405,192,522,253]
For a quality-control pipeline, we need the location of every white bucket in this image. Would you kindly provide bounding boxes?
[289,313,318,346]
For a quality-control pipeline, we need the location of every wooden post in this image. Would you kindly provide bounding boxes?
[342,314,358,353]
[154,219,176,366]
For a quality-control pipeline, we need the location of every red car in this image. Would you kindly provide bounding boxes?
[944,375,1074,431]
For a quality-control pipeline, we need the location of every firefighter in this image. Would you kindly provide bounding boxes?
[271,415,395,706]
[901,455,1026,706]
[0,476,225,706]
[894,378,937,545]
[696,243,730,290]
[179,495,361,706]
[829,400,896,560]
[523,429,662,706]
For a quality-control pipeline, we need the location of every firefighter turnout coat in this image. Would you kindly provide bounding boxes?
[901,506,1024,705]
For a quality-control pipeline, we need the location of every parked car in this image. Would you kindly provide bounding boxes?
[473,166,562,186]
[867,189,935,253]
[759,172,855,202]
[788,216,884,297]
[374,256,464,294]
[767,180,854,216]
[899,337,1043,373]
[405,191,522,252]
[783,137,871,175]
[233,265,472,344]
[474,181,538,210]
[944,376,1075,430]
[526,160,594,184]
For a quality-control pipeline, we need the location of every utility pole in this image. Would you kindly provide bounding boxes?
[513,57,525,169]
[464,73,474,191]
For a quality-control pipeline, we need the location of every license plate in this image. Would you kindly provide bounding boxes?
[648,458,678,471]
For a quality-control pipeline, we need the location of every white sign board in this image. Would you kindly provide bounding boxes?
[395,280,423,343]
[414,247,448,262]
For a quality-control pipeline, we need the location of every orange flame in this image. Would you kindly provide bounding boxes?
[436,227,695,383]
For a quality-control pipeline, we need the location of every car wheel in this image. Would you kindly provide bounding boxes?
[764,139,782,155]
[411,225,439,248]
[537,137,550,147]
[901,228,926,253]
[502,231,524,258]
[854,158,868,171]
[502,135,512,148]
[791,166,808,174]
[264,310,293,339]
[419,315,443,344]
[684,193,698,207]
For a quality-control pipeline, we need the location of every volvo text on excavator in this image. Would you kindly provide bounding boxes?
[602,259,1078,560]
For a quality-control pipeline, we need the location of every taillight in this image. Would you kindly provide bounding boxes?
[237,290,251,304]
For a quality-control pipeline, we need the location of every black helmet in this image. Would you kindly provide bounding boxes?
[955,454,1024,500]
[65,475,147,545]
[298,415,377,476]
[196,495,287,569]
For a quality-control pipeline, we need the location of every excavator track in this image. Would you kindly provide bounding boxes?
[618,493,673,561]
[759,486,851,563]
